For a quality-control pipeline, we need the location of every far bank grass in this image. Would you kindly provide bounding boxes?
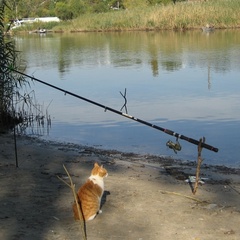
[54,0,240,32]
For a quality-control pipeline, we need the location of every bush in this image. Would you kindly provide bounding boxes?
[55,2,73,20]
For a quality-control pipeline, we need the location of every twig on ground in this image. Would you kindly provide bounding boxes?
[57,165,87,240]
[160,190,208,203]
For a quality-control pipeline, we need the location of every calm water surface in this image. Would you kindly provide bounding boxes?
[14,30,240,167]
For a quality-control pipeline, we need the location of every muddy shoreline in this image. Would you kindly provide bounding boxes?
[1,133,240,239]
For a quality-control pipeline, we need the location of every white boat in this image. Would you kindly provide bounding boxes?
[39,29,46,34]
[201,24,214,32]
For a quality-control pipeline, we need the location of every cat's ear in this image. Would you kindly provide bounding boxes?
[94,162,99,167]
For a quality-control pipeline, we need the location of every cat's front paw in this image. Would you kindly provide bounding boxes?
[98,210,102,214]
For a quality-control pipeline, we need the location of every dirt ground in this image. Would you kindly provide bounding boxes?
[0,134,240,240]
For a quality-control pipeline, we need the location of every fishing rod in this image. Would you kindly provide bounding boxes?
[10,68,218,153]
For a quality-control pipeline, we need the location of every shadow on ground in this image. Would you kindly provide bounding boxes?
[0,134,240,240]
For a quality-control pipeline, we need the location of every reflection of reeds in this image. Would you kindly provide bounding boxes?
[53,0,240,31]
[14,90,52,136]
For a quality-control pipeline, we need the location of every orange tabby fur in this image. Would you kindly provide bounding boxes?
[73,162,108,221]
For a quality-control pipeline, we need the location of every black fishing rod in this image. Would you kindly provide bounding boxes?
[11,68,218,153]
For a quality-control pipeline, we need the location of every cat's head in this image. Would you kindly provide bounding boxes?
[91,162,108,178]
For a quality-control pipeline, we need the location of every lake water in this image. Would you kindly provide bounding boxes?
[14,30,240,167]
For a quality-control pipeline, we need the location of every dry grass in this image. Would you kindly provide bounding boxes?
[53,0,240,32]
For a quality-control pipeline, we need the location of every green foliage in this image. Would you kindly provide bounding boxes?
[91,1,110,13]
[4,0,182,21]
[55,2,73,20]
[122,0,148,9]
[148,0,173,4]
[69,0,88,17]
[52,0,240,31]
[0,0,27,131]
[3,0,240,30]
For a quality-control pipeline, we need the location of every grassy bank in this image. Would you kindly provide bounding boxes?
[51,0,240,32]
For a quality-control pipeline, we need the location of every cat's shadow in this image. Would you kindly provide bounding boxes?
[100,190,110,209]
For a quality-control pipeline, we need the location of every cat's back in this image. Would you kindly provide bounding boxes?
[79,178,103,200]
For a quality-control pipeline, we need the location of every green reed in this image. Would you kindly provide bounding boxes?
[1,0,51,133]
[53,0,240,32]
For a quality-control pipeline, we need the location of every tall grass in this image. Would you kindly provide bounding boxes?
[0,1,25,131]
[53,0,240,32]
[1,1,50,133]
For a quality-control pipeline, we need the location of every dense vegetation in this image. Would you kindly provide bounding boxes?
[0,1,41,133]
[7,0,240,32]
[0,1,25,131]
[5,0,183,21]
[58,0,240,31]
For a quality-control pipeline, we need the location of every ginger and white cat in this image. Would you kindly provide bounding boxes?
[73,162,108,221]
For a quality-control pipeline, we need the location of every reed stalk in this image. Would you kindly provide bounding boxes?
[57,165,87,240]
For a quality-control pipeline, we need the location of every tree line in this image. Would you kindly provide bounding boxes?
[5,0,185,21]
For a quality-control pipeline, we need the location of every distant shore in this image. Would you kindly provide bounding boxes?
[11,0,240,34]
[51,0,240,32]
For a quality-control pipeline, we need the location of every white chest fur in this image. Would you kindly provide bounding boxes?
[89,175,104,190]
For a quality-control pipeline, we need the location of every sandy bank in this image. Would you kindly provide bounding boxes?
[0,133,239,240]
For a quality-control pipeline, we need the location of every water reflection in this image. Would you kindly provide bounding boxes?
[15,30,240,78]
[14,30,240,167]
